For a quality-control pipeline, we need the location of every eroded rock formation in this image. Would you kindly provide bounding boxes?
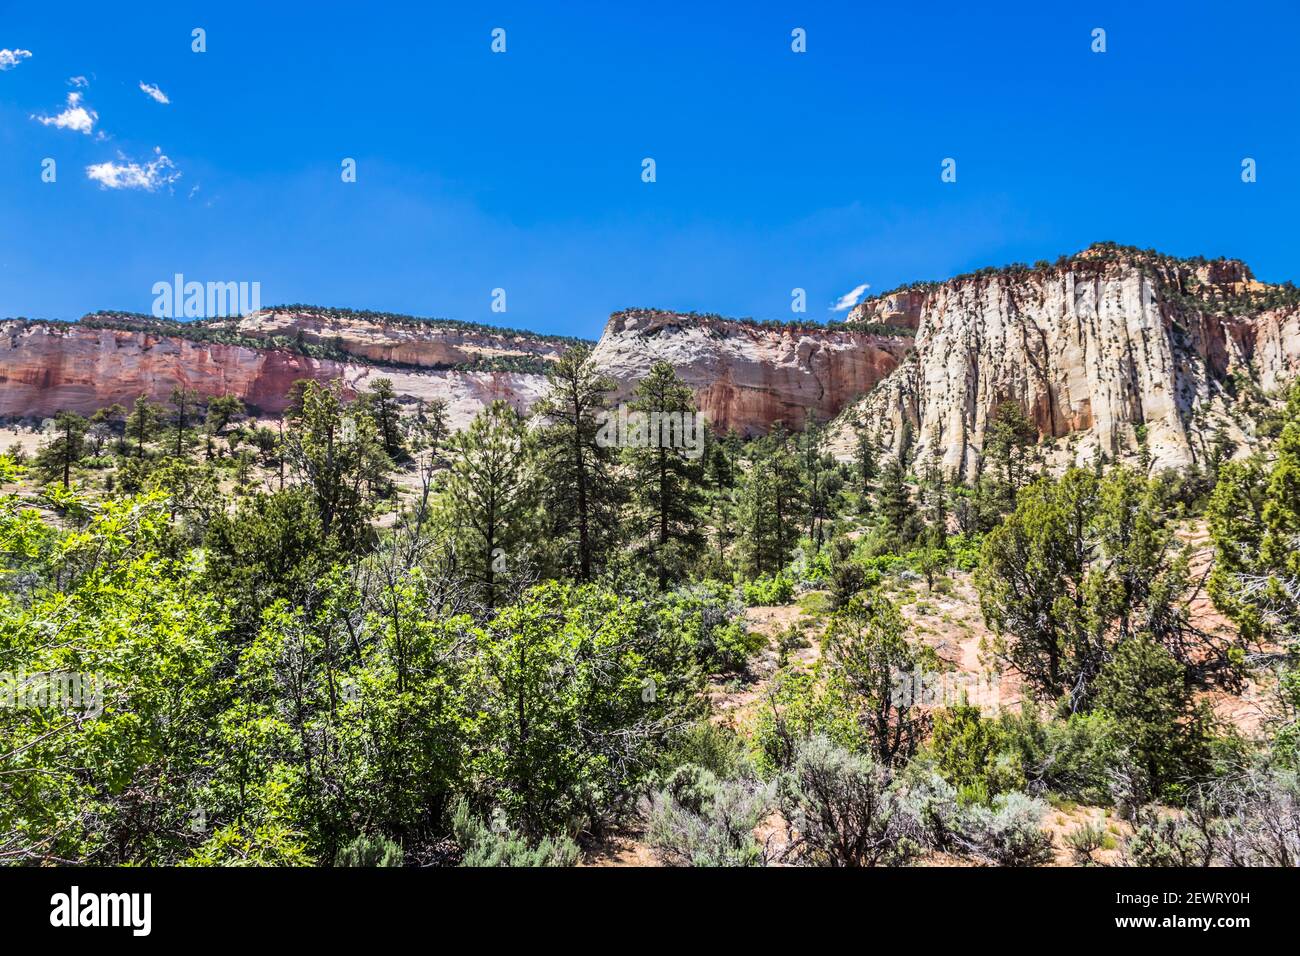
[827,249,1300,475]
[588,309,913,435]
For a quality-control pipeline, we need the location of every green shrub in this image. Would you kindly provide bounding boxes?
[928,705,1025,802]
[743,572,795,607]
[335,834,404,867]
[450,800,579,867]
[646,765,771,866]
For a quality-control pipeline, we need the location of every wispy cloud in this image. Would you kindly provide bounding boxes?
[831,282,871,312]
[86,147,180,192]
[68,75,88,88]
[138,81,169,105]
[32,91,98,135]
[0,48,33,71]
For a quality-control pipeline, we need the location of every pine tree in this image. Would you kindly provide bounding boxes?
[625,362,705,589]
[855,427,877,497]
[126,395,161,459]
[35,411,88,487]
[879,457,918,550]
[170,386,201,459]
[445,400,535,608]
[360,378,405,461]
[533,345,624,581]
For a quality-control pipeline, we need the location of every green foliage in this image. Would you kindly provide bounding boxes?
[1094,636,1215,799]
[742,572,795,607]
[1209,380,1300,643]
[977,466,1228,709]
[534,345,625,581]
[443,399,536,609]
[450,800,578,867]
[471,581,703,833]
[824,592,937,766]
[625,362,706,589]
[927,705,1025,803]
[657,582,761,673]
[335,834,404,867]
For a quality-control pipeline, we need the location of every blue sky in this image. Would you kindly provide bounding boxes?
[2,1,1297,338]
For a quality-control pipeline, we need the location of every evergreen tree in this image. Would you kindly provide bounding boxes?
[360,378,405,461]
[879,456,919,549]
[125,395,162,459]
[855,427,877,500]
[1210,381,1300,642]
[533,345,624,581]
[445,400,535,608]
[284,380,392,553]
[625,362,705,589]
[35,411,88,487]
[169,386,201,459]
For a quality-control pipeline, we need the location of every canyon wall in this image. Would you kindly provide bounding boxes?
[0,318,553,429]
[588,309,913,435]
[2,250,1297,466]
[827,253,1300,475]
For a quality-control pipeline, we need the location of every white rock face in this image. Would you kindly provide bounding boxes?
[828,257,1300,475]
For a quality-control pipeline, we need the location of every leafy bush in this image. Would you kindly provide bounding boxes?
[928,705,1025,803]
[743,572,795,607]
[997,707,1117,804]
[658,581,762,673]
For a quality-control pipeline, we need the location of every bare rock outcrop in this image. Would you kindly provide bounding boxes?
[828,248,1300,475]
[0,315,558,429]
[588,309,913,435]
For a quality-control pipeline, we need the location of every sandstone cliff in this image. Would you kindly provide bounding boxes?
[828,247,1300,475]
[2,248,1296,462]
[0,312,565,429]
[588,309,913,435]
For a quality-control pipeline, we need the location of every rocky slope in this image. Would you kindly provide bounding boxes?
[827,246,1300,475]
[588,308,913,435]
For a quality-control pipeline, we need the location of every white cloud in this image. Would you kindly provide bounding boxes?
[86,147,180,192]
[32,91,98,134]
[68,75,88,87]
[831,282,871,312]
[0,48,33,71]
[138,81,169,104]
